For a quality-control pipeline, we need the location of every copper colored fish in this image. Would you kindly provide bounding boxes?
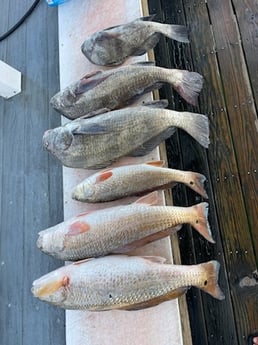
[72,160,208,202]
[81,15,189,66]
[43,101,209,169]
[37,192,214,261]
[50,62,203,119]
[31,255,225,310]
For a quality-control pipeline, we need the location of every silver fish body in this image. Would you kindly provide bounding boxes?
[43,105,209,169]
[72,160,208,202]
[31,255,225,310]
[81,15,189,66]
[50,63,203,119]
[37,193,214,261]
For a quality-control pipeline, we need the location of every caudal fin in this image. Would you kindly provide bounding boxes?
[184,171,208,198]
[190,202,214,243]
[159,23,189,43]
[173,70,203,106]
[175,111,210,148]
[198,260,225,300]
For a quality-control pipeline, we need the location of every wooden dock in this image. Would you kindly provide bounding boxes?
[0,0,257,345]
[148,0,258,344]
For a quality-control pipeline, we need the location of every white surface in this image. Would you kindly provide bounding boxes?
[58,0,183,344]
[0,60,21,99]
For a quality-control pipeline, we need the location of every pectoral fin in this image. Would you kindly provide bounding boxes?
[74,71,110,95]
[132,33,161,56]
[129,128,176,156]
[72,123,110,135]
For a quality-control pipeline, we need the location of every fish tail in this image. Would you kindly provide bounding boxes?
[190,202,214,243]
[184,171,208,198]
[170,111,209,148]
[171,70,203,106]
[197,260,225,300]
[158,23,189,43]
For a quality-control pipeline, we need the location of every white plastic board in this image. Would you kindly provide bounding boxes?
[58,0,184,344]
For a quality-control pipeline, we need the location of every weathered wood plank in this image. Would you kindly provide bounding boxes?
[204,1,258,341]
[0,1,65,345]
[148,0,258,344]
[163,0,258,343]
[232,0,258,111]
[0,2,27,343]
[207,0,258,259]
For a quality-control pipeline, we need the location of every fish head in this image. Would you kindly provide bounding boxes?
[42,127,73,154]
[81,32,122,66]
[37,226,66,259]
[72,179,96,202]
[31,268,70,305]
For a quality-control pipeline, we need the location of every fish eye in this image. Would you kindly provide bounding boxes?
[204,280,208,286]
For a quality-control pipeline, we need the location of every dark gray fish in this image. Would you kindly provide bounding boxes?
[81,15,189,66]
[43,101,209,169]
[50,62,203,120]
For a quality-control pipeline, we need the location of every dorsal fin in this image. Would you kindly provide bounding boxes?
[141,256,167,264]
[72,258,95,265]
[142,99,168,108]
[145,160,165,167]
[139,14,157,22]
[133,191,158,205]
[132,61,155,66]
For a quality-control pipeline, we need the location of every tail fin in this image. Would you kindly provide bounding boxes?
[158,23,189,43]
[184,171,208,198]
[198,261,225,300]
[174,111,210,148]
[173,70,203,106]
[190,202,214,243]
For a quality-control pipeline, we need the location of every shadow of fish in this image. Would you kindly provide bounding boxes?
[31,255,225,310]
[43,101,209,169]
[50,62,203,119]
[81,15,189,66]
[72,160,208,203]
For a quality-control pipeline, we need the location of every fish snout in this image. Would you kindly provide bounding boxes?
[42,129,53,150]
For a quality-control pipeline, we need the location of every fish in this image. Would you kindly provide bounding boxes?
[50,62,203,119]
[72,160,208,202]
[81,15,189,66]
[31,255,225,310]
[37,192,214,261]
[43,101,209,169]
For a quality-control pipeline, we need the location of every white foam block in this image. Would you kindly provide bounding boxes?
[58,0,184,344]
[0,60,21,99]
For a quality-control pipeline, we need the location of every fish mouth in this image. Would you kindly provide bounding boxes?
[36,234,43,250]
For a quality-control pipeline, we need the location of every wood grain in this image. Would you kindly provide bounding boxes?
[149,0,258,344]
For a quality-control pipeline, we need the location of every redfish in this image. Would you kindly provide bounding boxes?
[43,102,209,169]
[50,62,203,119]
[72,160,208,202]
[37,192,214,261]
[31,255,225,310]
[81,15,189,66]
